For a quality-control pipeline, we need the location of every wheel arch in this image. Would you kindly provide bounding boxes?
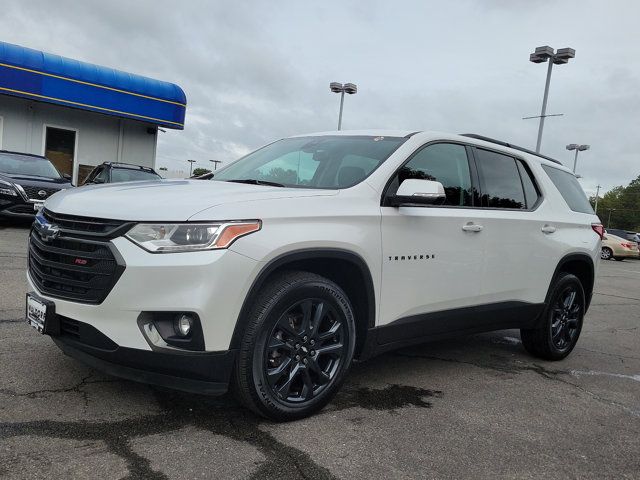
[230,248,376,358]
[549,253,595,312]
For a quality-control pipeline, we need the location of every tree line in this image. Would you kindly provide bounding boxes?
[591,175,640,231]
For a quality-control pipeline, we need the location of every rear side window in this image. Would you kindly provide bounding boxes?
[475,149,526,209]
[517,160,541,208]
[542,165,594,214]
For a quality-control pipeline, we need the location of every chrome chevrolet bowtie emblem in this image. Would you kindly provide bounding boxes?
[34,215,60,242]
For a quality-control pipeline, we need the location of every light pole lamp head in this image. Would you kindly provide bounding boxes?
[343,83,357,94]
[530,45,554,63]
[578,144,590,151]
[555,47,575,60]
[330,82,344,93]
[566,144,578,151]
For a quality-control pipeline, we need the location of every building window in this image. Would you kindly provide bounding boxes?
[44,126,76,178]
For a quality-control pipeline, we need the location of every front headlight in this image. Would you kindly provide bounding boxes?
[0,179,17,197]
[125,221,261,253]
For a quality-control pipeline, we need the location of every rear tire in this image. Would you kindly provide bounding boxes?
[233,271,356,421]
[614,257,625,261]
[520,272,584,361]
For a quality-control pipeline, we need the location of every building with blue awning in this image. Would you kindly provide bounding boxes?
[0,41,187,183]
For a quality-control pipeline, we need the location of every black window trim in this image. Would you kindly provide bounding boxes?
[381,140,544,212]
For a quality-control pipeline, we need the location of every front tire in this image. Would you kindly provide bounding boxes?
[520,273,585,361]
[600,247,613,260]
[233,271,356,421]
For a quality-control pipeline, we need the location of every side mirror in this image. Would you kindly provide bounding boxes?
[62,173,72,180]
[389,179,446,207]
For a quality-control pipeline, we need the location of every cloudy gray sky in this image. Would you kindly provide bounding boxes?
[2,0,639,194]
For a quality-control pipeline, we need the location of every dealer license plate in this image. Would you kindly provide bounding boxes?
[26,293,49,334]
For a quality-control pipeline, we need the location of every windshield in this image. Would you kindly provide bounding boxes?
[213,135,406,189]
[111,168,161,183]
[0,152,62,179]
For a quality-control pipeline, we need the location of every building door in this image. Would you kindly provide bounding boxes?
[44,126,76,178]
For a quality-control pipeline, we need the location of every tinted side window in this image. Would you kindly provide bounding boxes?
[517,160,540,208]
[397,143,473,206]
[94,167,108,183]
[542,165,594,214]
[475,149,525,209]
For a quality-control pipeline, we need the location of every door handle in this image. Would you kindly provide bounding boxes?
[541,225,556,234]
[462,222,483,233]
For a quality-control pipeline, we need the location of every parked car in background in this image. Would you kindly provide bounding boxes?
[0,150,72,219]
[83,162,162,185]
[601,233,639,261]
[605,228,637,242]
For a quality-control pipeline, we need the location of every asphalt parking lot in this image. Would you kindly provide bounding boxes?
[1,223,638,480]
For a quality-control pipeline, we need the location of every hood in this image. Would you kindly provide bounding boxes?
[0,172,70,185]
[44,179,336,221]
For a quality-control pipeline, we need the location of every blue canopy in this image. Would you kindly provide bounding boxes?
[0,41,186,129]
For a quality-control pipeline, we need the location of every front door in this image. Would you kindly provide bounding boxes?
[44,126,76,178]
[378,142,486,343]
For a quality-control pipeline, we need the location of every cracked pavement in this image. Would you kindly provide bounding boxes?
[1,223,639,479]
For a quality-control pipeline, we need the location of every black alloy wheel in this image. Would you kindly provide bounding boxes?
[264,298,345,403]
[234,271,356,421]
[520,272,585,360]
[549,286,581,352]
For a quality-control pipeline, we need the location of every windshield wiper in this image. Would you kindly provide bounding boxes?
[225,179,285,187]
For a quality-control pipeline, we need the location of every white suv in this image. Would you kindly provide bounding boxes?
[26,131,602,420]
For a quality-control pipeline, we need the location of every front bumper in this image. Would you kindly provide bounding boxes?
[52,319,236,395]
[27,234,262,394]
[28,236,260,351]
[0,198,39,218]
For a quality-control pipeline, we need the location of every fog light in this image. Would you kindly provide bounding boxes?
[174,314,193,336]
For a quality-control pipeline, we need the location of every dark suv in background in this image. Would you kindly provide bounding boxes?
[606,229,638,243]
[83,162,162,185]
[0,150,72,219]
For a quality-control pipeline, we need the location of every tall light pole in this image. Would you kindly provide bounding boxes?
[528,46,576,153]
[330,82,357,130]
[209,160,223,171]
[566,143,590,173]
[187,159,196,177]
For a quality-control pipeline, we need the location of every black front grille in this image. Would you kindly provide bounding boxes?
[28,212,127,304]
[21,185,61,200]
[42,209,128,237]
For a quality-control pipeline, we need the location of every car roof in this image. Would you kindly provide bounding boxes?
[289,130,568,170]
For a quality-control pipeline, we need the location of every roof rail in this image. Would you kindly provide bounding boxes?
[461,134,563,165]
[104,162,154,171]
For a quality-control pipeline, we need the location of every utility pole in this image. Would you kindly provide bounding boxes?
[594,184,601,214]
[607,208,615,229]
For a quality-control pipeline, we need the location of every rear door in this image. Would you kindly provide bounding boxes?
[470,147,554,306]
